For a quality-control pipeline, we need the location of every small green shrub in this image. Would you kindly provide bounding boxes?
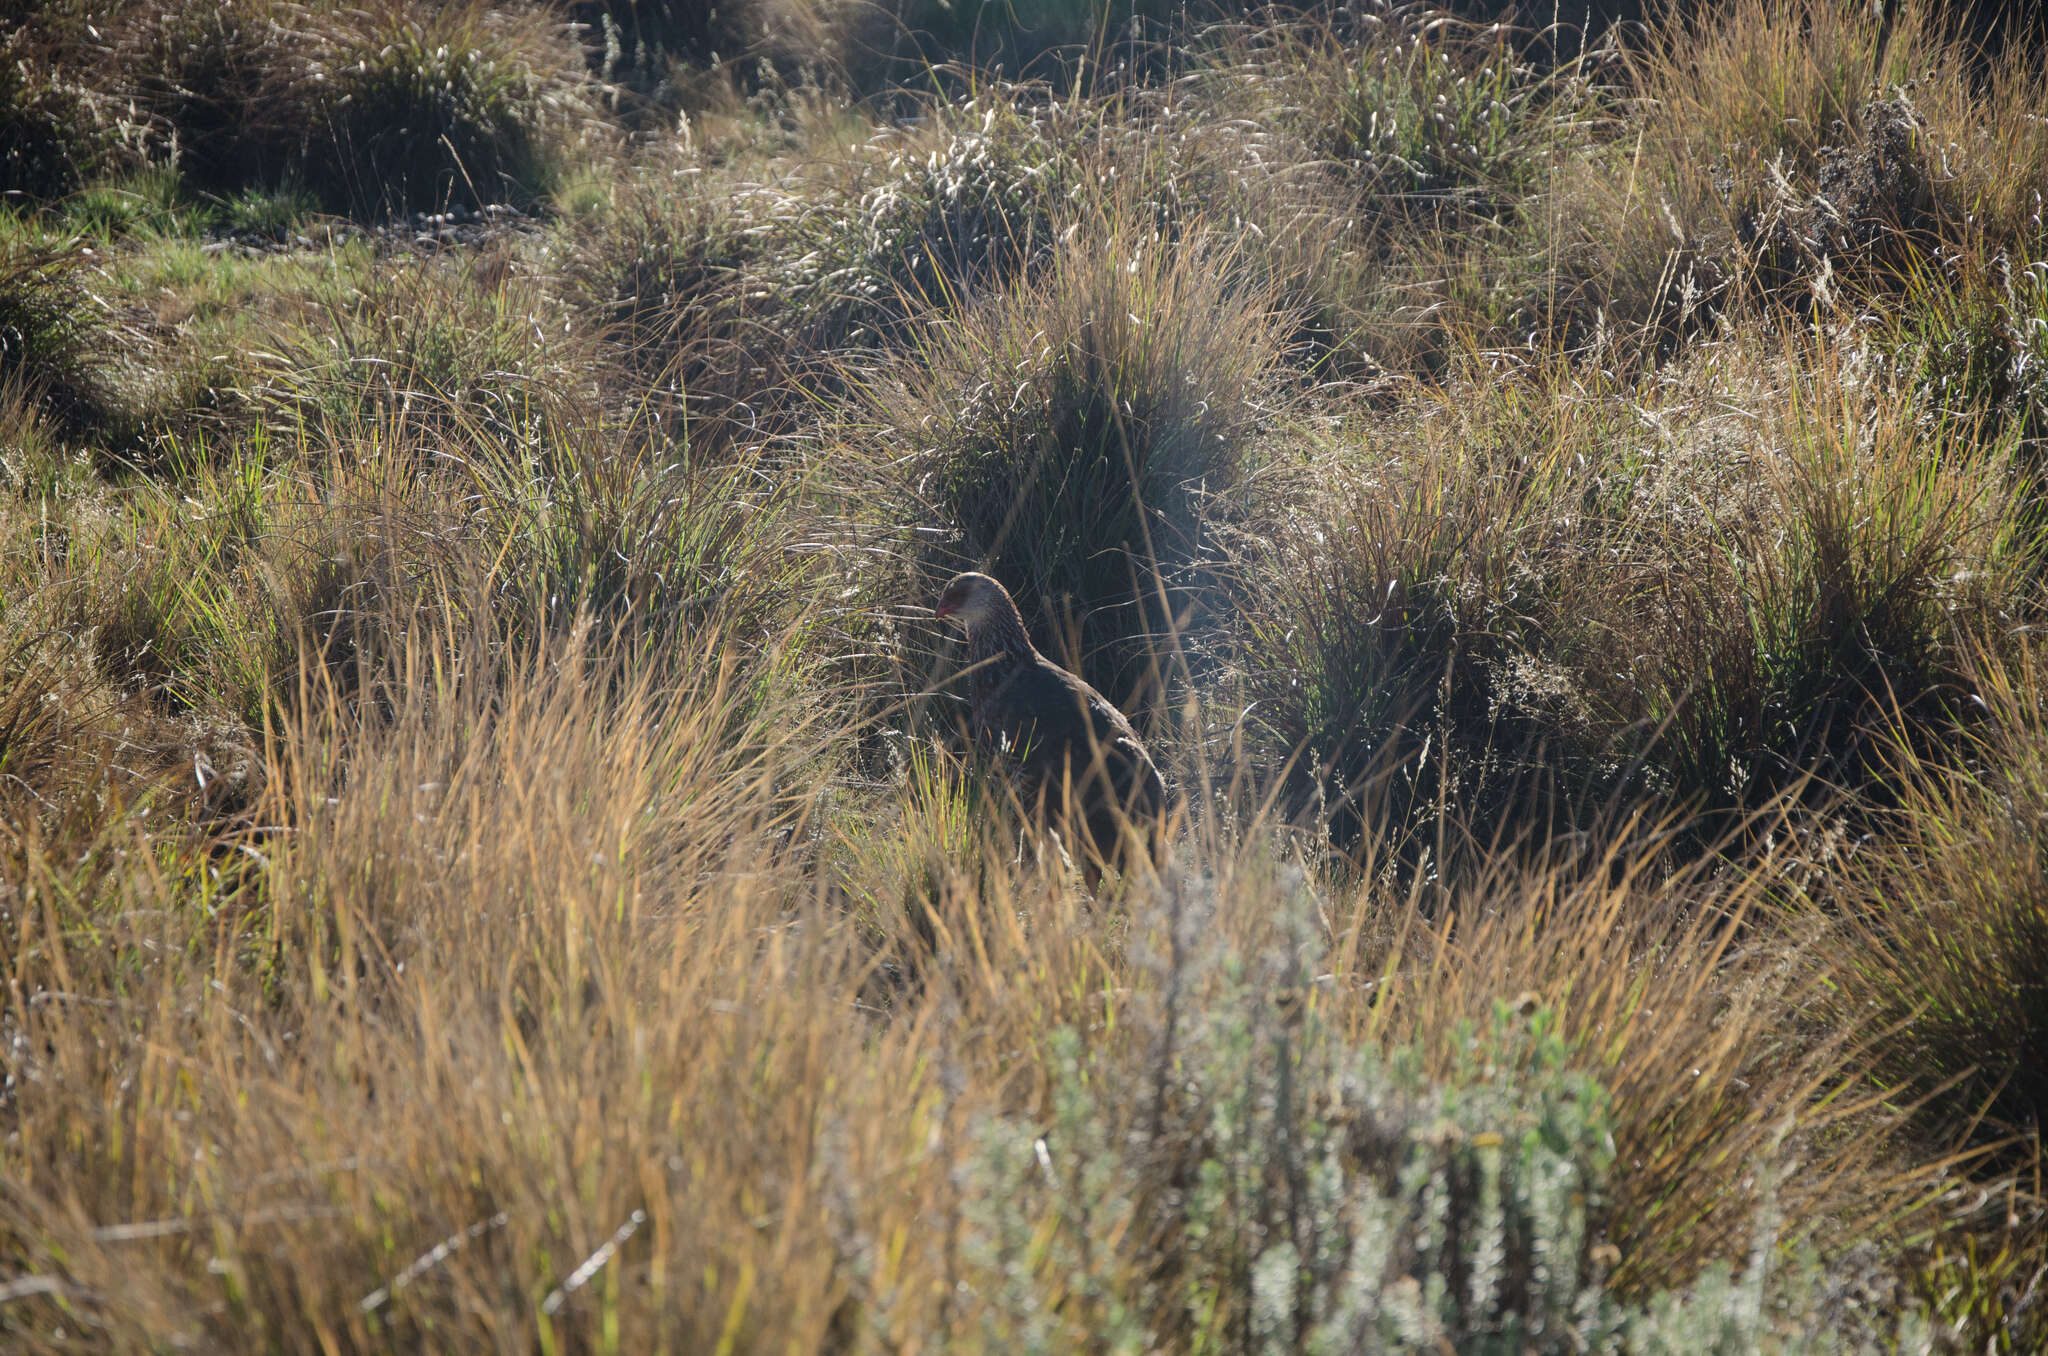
[966,1005,1628,1349]
[946,872,1892,1349]
[221,182,315,237]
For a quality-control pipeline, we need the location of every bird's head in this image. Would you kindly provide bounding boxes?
[933,572,1009,630]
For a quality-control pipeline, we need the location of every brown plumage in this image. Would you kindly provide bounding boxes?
[934,572,1165,883]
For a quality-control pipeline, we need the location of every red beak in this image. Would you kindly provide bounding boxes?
[933,600,956,619]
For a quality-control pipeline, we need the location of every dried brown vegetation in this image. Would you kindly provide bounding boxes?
[3,0,2048,1350]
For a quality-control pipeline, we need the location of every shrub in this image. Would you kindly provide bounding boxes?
[870,211,1286,710]
[968,995,1632,1348]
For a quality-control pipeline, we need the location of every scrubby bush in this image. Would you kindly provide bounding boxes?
[970,992,1631,1348]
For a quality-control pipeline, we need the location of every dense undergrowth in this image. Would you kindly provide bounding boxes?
[3,0,2048,1349]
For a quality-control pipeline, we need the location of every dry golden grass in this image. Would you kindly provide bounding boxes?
[6,1,2048,1349]
[0,614,1953,1347]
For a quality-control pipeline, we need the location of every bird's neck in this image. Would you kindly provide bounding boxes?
[967,605,1035,687]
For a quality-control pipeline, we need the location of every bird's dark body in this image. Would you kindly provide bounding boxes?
[941,573,1165,881]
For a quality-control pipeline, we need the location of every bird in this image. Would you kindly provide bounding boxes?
[932,571,1165,886]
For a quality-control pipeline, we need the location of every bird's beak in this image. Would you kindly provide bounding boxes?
[933,600,956,620]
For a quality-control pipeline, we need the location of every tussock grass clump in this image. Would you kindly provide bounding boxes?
[289,0,596,215]
[871,211,1286,709]
[562,168,825,454]
[1627,0,1920,177]
[836,0,1197,94]
[1232,342,2020,846]
[566,89,1090,449]
[0,32,149,198]
[112,0,601,214]
[258,251,600,445]
[1825,645,2048,1156]
[1272,3,1571,229]
[76,440,374,733]
[117,0,301,195]
[0,233,115,433]
[1229,413,1577,851]
[1891,257,2048,456]
[568,0,827,95]
[830,91,1088,336]
[1541,0,2048,353]
[1602,352,2017,819]
[473,422,836,673]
